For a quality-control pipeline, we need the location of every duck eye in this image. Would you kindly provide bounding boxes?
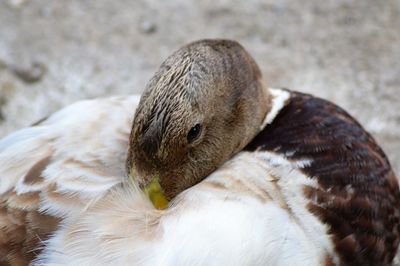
[187,124,202,144]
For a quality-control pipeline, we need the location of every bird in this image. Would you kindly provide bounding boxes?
[0,39,399,266]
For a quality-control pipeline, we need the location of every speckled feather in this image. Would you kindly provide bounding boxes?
[0,95,140,265]
[245,90,400,265]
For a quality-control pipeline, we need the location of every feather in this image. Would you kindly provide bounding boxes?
[245,90,400,265]
[0,89,398,266]
[0,95,140,264]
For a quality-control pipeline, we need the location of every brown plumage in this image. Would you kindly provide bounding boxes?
[0,192,60,265]
[245,90,400,265]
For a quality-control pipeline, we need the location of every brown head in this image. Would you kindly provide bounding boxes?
[126,39,271,207]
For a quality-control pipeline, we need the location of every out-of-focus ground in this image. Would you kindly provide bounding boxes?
[0,0,400,263]
[1,0,400,227]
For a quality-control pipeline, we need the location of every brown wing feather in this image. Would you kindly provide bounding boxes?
[245,90,400,265]
[0,160,60,266]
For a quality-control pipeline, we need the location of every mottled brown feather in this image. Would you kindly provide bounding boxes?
[23,156,51,185]
[0,157,60,266]
[245,90,400,265]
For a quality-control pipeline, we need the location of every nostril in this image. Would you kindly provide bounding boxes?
[135,178,146,189]
[137,177,148,189]
[127,167,147,188]
[133,169,158,190]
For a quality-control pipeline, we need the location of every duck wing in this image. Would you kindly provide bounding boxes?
[0,95,140,265]
[245,90,400,265]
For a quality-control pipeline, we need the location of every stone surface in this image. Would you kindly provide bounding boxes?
[0,0,399,260]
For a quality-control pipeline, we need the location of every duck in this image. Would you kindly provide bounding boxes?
[0,39,399,266]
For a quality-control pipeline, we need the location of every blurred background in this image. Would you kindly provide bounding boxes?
[0,0,399,178]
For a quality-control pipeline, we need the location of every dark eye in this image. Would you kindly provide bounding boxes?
[187,123,202,144]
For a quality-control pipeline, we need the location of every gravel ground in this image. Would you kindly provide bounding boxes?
[0,0,400,261]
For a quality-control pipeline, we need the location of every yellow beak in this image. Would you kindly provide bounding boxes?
[143,177,169,210]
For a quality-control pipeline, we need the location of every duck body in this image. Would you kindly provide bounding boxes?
[0,88,398,266]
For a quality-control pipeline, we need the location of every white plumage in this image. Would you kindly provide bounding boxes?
[0,89,336,265]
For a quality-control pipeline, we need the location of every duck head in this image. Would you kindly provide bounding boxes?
[126,39,272,208]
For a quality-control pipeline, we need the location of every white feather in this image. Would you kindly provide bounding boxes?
[0,95,140,218]
[36,152,337,266]
[0,89,337,265]
[260,88,290,129]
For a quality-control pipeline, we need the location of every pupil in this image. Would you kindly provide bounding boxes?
[187,124,201,143]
